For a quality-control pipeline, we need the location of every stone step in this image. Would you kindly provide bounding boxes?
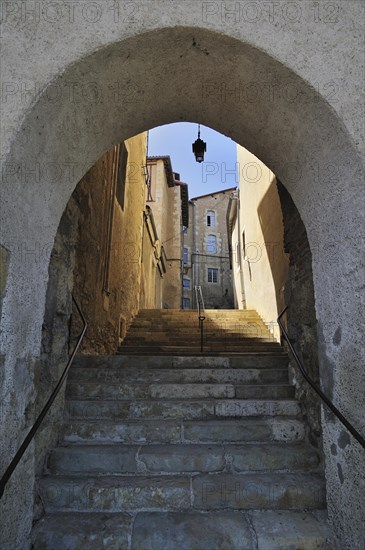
[66,382,237,400]
[66,381,294,400]
[118,346,284,355]
[72,355,289,369]
[119,341,282,348]
[65,398,301,420]
[137,309,260,315]
[130,324,270,330]
[37,473,325,512]
[124,329,273,336]
[47,443,321,475]
[123,336,275,344]
[131,510,335,550]
[117,350,287,357]
[31,512,132,550]
[68,367,289,384]
[193,472,326,510]
[62,417,306,445]
[235,384,294,399]
[31,510,335,550]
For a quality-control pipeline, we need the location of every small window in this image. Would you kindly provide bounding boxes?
[183,297,191,309]
[207,210,216,227]
[183,278,190,289]
[207,235,217,254]
[183,226,188,234]
[208,267,218,283]
[116,143,128,209]
[183,247,189,265]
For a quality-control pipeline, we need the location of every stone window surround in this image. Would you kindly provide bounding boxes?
[207,267,219,284]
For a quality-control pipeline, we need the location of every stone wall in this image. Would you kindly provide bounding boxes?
[146,158,184,309]
[277,181,322,447]
[234,146,289,341]
[71,134,147,353]
[191,190,234,309]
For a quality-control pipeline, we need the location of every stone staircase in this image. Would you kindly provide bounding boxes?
[118,309,282,355]
[31,311,336,549]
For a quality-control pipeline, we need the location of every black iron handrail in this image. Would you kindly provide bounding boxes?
[194,285,206,352]
[0,295,88,498]
[278,306,365,449]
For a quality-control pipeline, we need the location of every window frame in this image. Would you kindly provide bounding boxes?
[183,297,191,309]
[183,278,191,289]
[207,210,216,227]
[206,234,217,254]
[183,246,189,265]
[207,267,219,284]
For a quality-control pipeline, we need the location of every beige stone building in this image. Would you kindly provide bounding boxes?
[183,189,235,309]
[47,143,188,359]
[228,146,289,341]
[144,157,189,309]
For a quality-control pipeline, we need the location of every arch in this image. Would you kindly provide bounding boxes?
[1,26,364,548]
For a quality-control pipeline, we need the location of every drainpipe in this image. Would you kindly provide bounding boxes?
[236,188,245,308]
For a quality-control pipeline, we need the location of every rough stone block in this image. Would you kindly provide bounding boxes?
[131,511,253,550]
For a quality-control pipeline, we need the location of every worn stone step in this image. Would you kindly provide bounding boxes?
[47,443,321,475]
[182,418,306,443]
[68,367,289,384]
[123,334,274,342]
[65,398,301,420]
[192,472,326,510]
[31,510,336,550]
[118,347,284,355]
[63,419,183,444]
[67,382,237,400]
[62,417,306,445]
[137,309,260,315]
[66,381,294,400]
[117,350,287,357]
[235,384,294,399]
[37,472,325,512]
[72,355,289,369]
[31,512,132,550]
[128,328,273,337]
[37,475,191,512]
[131,510,336,550]
[127,324,272,331]
[118,348,282,355]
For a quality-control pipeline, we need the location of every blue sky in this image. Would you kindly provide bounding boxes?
[148,123,238,198]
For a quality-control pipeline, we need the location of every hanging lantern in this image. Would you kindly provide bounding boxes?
[192,124,207,163]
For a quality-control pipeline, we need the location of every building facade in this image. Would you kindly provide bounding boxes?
[145,157,188,309]
[228,146,289,340]
[183,189,235,309]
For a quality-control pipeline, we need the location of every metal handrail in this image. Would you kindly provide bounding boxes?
[194,286,206,352]
[278,306,365,449]
[0,295,88,498]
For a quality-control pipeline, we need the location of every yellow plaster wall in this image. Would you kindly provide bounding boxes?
[235,145,289,340]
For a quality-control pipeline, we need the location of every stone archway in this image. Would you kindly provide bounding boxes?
[1,23,364,549]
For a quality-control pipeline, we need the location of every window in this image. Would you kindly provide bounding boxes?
[183,247,189,265]
[183,278,190,289]
[207,210,216,227]
[208,267,219,283]
[207,235,217,254]
[116,143,128,209]
[183,226,188,234]
[183,297,191,309]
